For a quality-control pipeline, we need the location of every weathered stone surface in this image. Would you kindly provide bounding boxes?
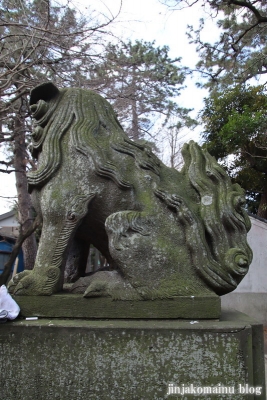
[0,311,265,399]
[14,293,221,319]
[8,82,252,300]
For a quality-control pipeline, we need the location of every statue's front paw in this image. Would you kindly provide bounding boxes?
[8,270,32,294]
[8,267,60,295]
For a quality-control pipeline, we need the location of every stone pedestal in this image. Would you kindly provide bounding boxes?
[14,293,221,319]
[0,310,265,399]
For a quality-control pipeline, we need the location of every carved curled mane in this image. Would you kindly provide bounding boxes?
[28,87,161,192]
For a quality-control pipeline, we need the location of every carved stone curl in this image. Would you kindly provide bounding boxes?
[8,82,252,299]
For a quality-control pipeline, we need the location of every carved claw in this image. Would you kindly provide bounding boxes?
[155,189,182,210]
[155,189,195,224]
[8,270,32,294]
[8,267,60,296]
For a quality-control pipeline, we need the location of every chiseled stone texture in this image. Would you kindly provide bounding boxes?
[0,311,265,400]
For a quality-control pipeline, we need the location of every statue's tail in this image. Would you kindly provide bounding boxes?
[179,141,252,295]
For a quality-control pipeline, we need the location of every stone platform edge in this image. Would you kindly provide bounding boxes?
[13,293,221,319]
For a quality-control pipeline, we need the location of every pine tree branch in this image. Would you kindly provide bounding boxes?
[227,1,267,23]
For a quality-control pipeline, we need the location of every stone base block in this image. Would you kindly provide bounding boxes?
[14,293,221,319]
[0,311,265,399]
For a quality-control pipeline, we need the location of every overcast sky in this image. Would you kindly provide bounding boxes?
[0,0,217,213]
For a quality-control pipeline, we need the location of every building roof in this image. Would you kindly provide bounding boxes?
[0,211,19,239]
[0,210,16,222]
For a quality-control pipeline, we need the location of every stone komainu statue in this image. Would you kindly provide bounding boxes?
[8,83,252,299]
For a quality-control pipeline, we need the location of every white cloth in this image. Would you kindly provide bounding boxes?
[0,285,20,320]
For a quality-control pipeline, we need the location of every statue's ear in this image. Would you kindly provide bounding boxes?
[30,82,60,105]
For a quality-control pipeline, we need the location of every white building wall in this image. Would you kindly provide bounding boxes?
[222,215,267,325]
[234,216,267,293]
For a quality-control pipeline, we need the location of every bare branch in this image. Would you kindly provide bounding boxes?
[0,169,16,173]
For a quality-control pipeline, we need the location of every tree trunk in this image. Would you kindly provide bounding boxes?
[257,189,267,220]
[13,114,37,270]
[131,66,139,141]
[131,99,139,141]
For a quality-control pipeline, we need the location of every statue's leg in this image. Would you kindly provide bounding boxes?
[105,209,212,299]
[104,210,168,299]
[72,210,152,300]
[8,193,95,295]
[64,237,90,283]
